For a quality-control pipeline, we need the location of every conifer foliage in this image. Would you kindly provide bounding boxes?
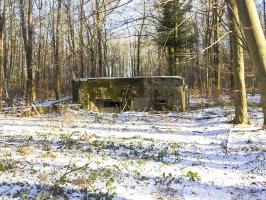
[155,0,196,76]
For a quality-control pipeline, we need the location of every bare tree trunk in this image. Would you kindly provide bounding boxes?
[96,0,104,77]
[54,0,61,100]
[236,0,266,127]
[204,0,212,97]
[66,0,78,78]
[213,0,221,95]
[37,0,43,97]
[136,0,146,76]
[263,0,266,33]
[227,0,249,124]
[19,0,35,104]
[85,21,95,77]
[79,0,85,78]
[0,0,5,111]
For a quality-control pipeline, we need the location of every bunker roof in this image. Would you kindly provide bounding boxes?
[74,76,185,82]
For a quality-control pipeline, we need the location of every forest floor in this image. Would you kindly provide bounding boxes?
[0,95,265,199]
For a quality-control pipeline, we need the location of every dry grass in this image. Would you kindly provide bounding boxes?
[72,176,88,188]
[16,146,33,157]
[40,151,57,159]
[38,173,49,182]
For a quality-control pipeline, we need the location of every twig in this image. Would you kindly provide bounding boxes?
[58,162,90,183]
[225,127,233,155]
[121,85,131,112]
[201,31,232,53]
[31,104,41,117]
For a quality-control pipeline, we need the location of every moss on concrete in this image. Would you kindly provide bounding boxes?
[73,76,188,112]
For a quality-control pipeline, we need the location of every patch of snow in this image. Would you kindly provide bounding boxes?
[0,101,265,199]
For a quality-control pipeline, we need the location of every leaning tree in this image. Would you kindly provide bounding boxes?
[236,0,266,127]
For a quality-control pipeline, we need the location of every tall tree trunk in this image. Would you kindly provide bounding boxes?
[54,0,61,100]
[236,0,266,127]
[136,0,146,76]
[204,0,212,97]
[167,47,175,76]
[227,0,249,124]
[27,0,35,101]
[66,0,78,78]
[213,0,221,95]
[95,0,104,77]
[0,0,5,111]
[79,0,85,78]
[37,0,43,97]
[85,21,95,77]
[19,0,35,104]
[263,0,266,34]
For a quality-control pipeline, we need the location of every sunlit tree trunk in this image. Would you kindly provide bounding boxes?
[262,0,266,101]
[236,0,266,127]
[227,0,249,124]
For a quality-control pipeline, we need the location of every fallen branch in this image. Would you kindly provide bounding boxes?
[58,162,90,183]
[225,127,233,155]
[31,104,41,117]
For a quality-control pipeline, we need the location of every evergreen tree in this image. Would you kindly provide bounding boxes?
[155,0,195,76]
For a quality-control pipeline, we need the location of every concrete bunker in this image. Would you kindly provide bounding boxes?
[73,76,188,112]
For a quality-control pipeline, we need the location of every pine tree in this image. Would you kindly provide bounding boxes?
[155,0,195,76]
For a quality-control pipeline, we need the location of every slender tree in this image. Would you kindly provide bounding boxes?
[0,0,5,111]
[65,0,78,78]
[53,0,62,100]
[19,0,35,104]
[213,0,221,95]
[136,0,146,76]
[36,0,44,94]
[79,0,85,78]
[95,0,104,77]
[203,0,212,96]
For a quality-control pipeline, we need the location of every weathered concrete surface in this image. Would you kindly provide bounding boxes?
[73,76,188,112]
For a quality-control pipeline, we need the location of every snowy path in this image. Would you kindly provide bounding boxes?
[0,106,265,199]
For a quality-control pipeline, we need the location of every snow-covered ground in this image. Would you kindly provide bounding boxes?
[0,95,265,199]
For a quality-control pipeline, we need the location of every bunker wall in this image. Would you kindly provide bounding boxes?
[73,77,188,112]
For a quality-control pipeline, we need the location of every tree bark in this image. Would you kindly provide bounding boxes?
[66,0,78,79]
[213,0,221,95]
[19,0,35,104]
[204,0,212,97]
[236,0,266,127]
[54,0,61,100]
[0,0,5,111]
[227,0,249,124]
[95,0,104,77]
[263,0,266,33]
[136,0,146,76]
[37,0,43,96]
[79,0,85,78]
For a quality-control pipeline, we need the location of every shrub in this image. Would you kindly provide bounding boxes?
[186,171,201,181]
